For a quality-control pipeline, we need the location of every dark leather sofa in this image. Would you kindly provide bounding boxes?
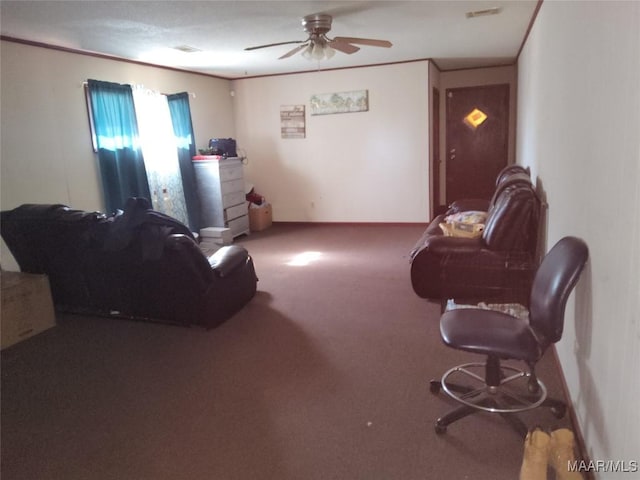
[1,199,258,328]
[410,168,540,307]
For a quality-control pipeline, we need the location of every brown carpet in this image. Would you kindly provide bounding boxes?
[1,223,574,480]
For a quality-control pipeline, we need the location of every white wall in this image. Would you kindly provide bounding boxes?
[1,43,431,269]
[517,1,640,470]
[231,61,430,223]
[0,40,234,270]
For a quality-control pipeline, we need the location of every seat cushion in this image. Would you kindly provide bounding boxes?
[440,308,542,362]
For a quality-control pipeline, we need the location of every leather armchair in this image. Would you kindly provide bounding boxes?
[410,171,540,306]
[1,199,258,328]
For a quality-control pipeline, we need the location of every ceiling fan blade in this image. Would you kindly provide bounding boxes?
[245,40,305,51]
[279,43,309,59]
[328,39,360,55]
[332,36,392,48]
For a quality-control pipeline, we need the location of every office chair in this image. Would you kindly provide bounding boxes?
[429,236,589,437]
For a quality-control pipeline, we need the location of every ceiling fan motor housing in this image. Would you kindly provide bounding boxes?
[302,14,333,35]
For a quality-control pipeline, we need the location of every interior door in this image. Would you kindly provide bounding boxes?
[445,84,509,205]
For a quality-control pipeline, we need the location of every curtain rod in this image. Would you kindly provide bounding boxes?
[81,81,196,98]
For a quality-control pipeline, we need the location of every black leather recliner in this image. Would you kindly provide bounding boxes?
[410,167,540,306]
[1,199,258,328]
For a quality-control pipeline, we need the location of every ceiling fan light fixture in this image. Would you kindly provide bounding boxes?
[311,43,325,60]
[300,41,334,61]
[301,44,314,60]
[324,46,335,59]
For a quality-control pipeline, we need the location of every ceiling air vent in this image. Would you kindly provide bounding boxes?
[466,7,501,18]
[172,45,202,53]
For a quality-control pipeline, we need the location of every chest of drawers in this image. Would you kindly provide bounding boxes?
[193,157,249,238]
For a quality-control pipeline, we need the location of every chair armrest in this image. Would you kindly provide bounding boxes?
[410,216,482,260]
[425,214,447,234]
[208,245,249,278]
[165,234,215,288]
[422,235,485,255]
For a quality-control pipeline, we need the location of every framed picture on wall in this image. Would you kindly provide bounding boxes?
[280,105,306,138]
[310,90,369,115]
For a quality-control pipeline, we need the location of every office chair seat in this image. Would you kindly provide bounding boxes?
[440,309,541,363]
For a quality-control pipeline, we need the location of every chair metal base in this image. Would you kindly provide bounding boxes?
[430,361,567,438]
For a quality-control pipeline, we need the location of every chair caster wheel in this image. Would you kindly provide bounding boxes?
[429,380,441,395]
[551,405,566,419]
[435,421,447,434]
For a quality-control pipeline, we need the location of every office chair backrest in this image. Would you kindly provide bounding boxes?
[529,236,589,346]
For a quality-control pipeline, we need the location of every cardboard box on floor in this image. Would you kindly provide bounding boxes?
[249,203,272,232]
[1,271,56,350]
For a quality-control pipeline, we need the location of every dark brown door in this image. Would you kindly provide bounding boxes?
[445,84,509,205]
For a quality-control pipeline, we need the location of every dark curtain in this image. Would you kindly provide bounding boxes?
[87,79,150,214]
[167,92,200,231]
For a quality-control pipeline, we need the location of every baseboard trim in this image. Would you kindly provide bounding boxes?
[550,345,595,480]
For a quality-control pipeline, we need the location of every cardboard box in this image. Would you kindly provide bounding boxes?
[1,271,56,350]
[249,203,272,232]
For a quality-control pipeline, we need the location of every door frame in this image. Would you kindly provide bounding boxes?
[431,87,441,218]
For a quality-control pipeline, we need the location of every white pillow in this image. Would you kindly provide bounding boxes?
[440,210,487,238]
[444,210,487,225]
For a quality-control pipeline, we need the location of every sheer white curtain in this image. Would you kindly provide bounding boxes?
[131,85,189,226]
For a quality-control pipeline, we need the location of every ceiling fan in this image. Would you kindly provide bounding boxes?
[244,13,392,60]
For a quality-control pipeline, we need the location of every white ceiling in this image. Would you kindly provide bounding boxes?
[0,1,538,79]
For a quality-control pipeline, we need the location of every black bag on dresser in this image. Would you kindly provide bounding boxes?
[208,138,237,157]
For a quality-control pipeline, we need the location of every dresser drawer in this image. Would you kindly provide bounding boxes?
[227,215,250,237]
[219,163,243,182]
[225,203,247,222]
[222,190,246,208]
[220,178,244,196]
